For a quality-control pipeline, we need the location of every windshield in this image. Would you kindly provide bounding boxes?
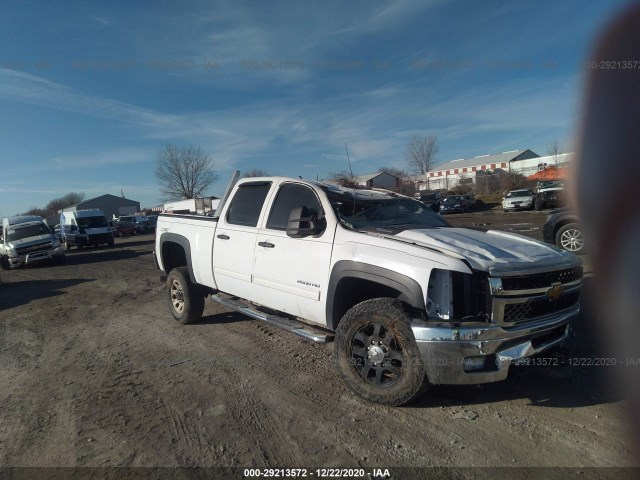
[6,223,51,242]
[326,191,449,230]
[420,194,437,201]
[506,191,531,198]
[76,216,108,228]
[443,196,463,204]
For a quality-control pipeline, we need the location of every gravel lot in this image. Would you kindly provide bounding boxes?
[0,210,635,472]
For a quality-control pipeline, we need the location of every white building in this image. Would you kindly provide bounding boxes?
[154,196,220,215]
[509,153,574,177]
[415,149,540,191]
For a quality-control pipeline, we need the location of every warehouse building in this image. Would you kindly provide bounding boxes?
[415,149,540,191]
[60,194,140,220]
[353,172,402,190]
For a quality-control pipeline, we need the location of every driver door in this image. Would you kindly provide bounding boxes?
[252,182,336,326]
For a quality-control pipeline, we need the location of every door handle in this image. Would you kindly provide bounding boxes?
[258,241,275,248]
[216,234,230,240]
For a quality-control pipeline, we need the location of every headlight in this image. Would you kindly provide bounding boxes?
[6,246,16,256]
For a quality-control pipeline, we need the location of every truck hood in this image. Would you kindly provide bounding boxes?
[392,227,580,275]
[7,234,53,249]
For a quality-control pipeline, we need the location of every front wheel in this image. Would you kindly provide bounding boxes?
[166,267,204,324]
[535,198,543,211]
[335,298,429,406]
[0,256,10,270]
[555,223,585,254]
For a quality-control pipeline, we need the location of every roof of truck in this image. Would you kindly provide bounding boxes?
[237,176,406,201]
[65,209,107,217]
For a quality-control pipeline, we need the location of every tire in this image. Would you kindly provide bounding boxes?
[555,223,585,255]
[166,267,204,324]
[109,239,115,247]
[534,198,543,211]
[334,298,429,406]
[55,254,66,266]
[0,256,10,270]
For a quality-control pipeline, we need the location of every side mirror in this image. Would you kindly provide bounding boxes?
[286,206,325,238]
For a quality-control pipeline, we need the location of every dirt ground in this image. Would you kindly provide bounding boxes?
[0,210,637,473]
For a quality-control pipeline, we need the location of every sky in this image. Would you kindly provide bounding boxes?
[0,0,632,217]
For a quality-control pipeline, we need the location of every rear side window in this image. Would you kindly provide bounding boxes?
[226,182,271,227]
[267,183,322,230]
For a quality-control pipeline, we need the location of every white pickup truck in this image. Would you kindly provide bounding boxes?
[154,175,582,406]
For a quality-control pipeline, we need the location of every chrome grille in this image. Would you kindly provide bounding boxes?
[490,265,583,326]
[503,291,581,323]
[15,241,53,256]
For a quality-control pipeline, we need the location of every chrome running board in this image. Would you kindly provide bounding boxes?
[209,294,334,344]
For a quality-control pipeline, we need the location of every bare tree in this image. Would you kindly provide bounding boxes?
[24,207,48,217]
[243,168,269,178]
[406,135,438,175]
[327,170,358,188]
[155,144,218,200]
[547,140,564,178]
[46,192,85,215]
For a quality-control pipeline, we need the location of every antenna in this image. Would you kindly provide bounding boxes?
[345,141,357,218]
[345,142,354,178]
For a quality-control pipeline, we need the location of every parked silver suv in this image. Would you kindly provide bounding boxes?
[0,216,66,269]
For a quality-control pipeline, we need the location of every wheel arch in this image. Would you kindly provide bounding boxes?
[553,217,580,238]
[159,233,197,283]
[326,260,425,331]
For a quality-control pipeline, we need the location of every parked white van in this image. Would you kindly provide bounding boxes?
[60,209,114,250]
[0,215,66,269]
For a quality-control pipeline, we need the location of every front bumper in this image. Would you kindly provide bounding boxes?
[503,202,532,211]
[440,207,464,214]
[411,304,578,384]
[7,246,65,268]
[77,233,114,246]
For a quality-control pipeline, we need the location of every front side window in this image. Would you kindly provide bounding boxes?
[267,183,322,230]
[226,182,272,227]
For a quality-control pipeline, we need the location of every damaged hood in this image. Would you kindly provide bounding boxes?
[391,227,580,275]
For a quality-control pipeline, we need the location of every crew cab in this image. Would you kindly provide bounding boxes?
[0,215,66,269]
[154,176,583,406]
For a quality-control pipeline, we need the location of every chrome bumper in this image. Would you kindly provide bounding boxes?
[411,304,578,385]
[8,246,65,268]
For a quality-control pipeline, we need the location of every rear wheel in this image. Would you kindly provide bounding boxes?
[335,298,429,406]
[166,267,204,324]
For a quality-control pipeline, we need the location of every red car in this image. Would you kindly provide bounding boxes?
[112,221,136,237]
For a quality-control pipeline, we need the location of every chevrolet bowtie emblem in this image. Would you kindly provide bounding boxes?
[546,282,565,301]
